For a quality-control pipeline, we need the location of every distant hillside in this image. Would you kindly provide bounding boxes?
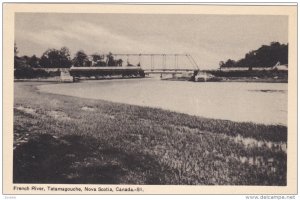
[219,42,288,69]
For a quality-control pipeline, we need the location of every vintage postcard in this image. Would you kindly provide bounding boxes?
[3,3,297,195]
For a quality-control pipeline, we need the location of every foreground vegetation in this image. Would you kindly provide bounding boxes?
[14,82,287,185]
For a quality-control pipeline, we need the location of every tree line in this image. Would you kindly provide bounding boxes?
[219,42,288,69]
[14,44,126,69]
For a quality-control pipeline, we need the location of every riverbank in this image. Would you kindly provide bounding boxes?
[165,69,288,83]
[14,82,287,185]
[165,76,288,83]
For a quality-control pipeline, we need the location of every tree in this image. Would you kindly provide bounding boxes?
[91,53,102,62]
[13,43,30,69]
[223,59,236,68]
[117,59,123,66]
[91,53,105,66]
[73,50,89,67]
[219,61,225,69]
[14,43,22,69]
[14,43,18,57]
[28,55,40,68]
[40,47,72,68]
[106,52,115,66]
[218,42,288,68]
[105,52,123,67]
[59,47,72,67]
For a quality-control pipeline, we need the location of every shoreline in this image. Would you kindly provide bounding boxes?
[13,82,287,185]
[163,77,288,83]
[14,68,288,84]
[15,77,288,83]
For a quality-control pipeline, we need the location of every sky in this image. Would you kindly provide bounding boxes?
[15,13,288,69]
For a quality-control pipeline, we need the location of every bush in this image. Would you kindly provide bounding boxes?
[14,67,52,79]
[208,70,288,79]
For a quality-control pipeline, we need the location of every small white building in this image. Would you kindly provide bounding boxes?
[271,62,288,71]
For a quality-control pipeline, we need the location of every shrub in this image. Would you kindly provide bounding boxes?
[14,67,51,79]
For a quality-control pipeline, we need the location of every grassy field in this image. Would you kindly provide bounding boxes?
[13,82,287,185]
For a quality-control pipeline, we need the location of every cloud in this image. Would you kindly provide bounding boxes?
[15,14,288,69]
[17,18,200,55]
[15,22,235,68]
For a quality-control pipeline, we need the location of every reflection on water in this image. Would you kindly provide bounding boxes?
[38,79,287,125]
[249,89,286,93]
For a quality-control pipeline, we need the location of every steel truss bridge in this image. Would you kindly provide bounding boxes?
[110,53,199,75]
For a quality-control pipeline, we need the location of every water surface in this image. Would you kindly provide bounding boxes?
[38,79,287,125]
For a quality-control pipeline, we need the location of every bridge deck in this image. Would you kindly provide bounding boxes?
[143,68,196,71]
[144,68,197,74]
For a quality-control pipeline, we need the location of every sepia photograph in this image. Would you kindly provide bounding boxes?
[3,3,297,195]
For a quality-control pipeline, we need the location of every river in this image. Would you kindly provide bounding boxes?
[38,79,287,125]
